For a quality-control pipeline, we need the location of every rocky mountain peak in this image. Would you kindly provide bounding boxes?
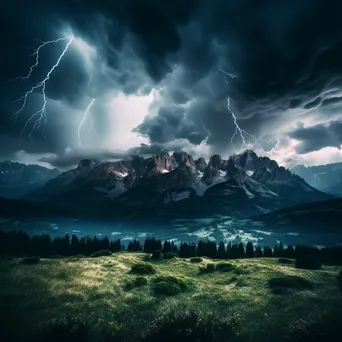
[77,159,99,169]
[209,154,223,170]
[230,150,258,169]
[195,157,208,172]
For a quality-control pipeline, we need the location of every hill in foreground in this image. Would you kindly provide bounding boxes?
[0,253,341,342]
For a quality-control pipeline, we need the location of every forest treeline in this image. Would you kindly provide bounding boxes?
[1,230,342,265]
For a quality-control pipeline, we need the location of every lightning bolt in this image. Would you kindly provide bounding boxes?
[12,35,74,139]
[220,68,257,153]
[201,119,211,144]
[219,68,237,84]
[10,37,73,84]
[78,98,95,148]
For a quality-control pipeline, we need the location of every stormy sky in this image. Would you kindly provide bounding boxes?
[1,0,342,170]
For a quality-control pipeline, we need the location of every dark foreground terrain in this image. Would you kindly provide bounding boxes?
[1,253,342,342]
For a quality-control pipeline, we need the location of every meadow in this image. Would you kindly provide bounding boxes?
[0,253,342,342]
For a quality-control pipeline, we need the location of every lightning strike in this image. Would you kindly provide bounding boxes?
[13,35,74,138]
[219,68,237,84]
[220,68,257,152]
[10,37,73,84]
[201,119,211,145]
[78,98,95,148]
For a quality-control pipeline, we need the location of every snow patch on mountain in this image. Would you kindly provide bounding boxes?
[170,191,191,201]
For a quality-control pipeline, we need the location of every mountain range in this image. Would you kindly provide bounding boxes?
[0,150,331,225]
[291,162,342,196]
[0,161,59,198]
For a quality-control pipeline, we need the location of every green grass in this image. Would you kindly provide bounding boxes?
[0,254,341,341]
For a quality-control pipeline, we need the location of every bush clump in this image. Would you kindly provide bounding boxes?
[153,276,187,296]
[130,262,156,275]
[49,255,64,259]
[134,276,148,287]
[90,250,112,258]
[278,258,294,264]
[73,254,85,258]
[190,257,203,263]
[295,254,321,270]
[215,262,234,272]
[124,281,134,291]
[268,275,313,294]
[22,256,40,264]
[199,263,215,274]
[163,252,177,260]
[151,250,163,260]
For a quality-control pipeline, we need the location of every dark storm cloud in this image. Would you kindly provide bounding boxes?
[38,139,200,169]
[2,0,342,164]
[304,97,322,110]
[289,119,342,154]
[131,0,342,154]
[134,105,204,145]
[38,149,131,169]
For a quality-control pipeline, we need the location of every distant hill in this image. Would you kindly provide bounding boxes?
[0,161,59,198]
[250,198,342,233]
[291,162,342,196]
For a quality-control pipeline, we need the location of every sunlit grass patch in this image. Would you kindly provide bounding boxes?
[1,254,342,342]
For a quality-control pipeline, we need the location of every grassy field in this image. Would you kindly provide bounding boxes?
[0,253,342,342]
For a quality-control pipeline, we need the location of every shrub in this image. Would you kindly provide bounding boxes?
[141,310,241,342]
[268,275,313,294]
[49,255,64,259]
[199,263,215,274]
[134,276,148,287]
[233,267,250,275]
[152,250,163,260]
[278,258,294,264]
[163,252,177,260]
[215,262,234,272]
[190,257,203,263]
[22,256,40,264]
[152,276,187,296]
[90,249,112,257]
[124,281,134,291]
[130,262,156,275]
[295,254,321,270]
[153,281,182,296]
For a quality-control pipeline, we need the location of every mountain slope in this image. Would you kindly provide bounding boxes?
[292,162,342,196]
[250,198,342,233]
[0,161,59,198]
